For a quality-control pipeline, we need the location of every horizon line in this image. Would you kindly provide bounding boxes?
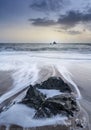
[0,42,91,44]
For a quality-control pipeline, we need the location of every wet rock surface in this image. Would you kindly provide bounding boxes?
[34,94,79,119]
[21,85,46,109]
[21,77,79,119]
[34,77,72,93]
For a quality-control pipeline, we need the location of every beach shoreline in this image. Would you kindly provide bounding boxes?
[0,67,90,130]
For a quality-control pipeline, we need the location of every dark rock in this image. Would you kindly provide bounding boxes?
[21,77,79,119]
[53,41,57,44]
[21,85,46,109]
[34,77,72,93]
[34,94,79,119]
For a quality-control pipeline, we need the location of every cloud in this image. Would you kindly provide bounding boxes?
[30,0,68,12]
[57,29,82,35]
[29,18,56,26]
[29,9,91,31]
[58,10,91,28]
[66,30,82,35]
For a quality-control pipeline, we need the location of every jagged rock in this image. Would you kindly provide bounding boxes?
[34,94,79,119]
[22,90,79,119]
[34,77,72,93]
[21,77,79,119]
[53,41,57,44]
[21,85,46,109]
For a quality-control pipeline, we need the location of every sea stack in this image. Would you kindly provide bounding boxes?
[53,41,57,44]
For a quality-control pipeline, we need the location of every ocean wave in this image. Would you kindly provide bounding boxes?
[0,43,91,53]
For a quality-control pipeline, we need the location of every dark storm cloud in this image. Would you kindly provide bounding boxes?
[29,18,56,26]
[30,0,68,12]
[58,11,82,27]
[29,10,91,27]
[58,10,91,27]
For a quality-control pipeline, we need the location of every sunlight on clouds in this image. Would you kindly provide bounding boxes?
[0,25,66,43]
[0,24,91,43]
[0,0,91,43]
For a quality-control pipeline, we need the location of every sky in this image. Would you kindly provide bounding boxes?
[0,0,91,43]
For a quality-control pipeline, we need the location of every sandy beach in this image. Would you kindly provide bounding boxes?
[0,62,91,130]
[0,70,72,130]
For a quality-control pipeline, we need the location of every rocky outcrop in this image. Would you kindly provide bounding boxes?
[21,85,46,109]
[21,77,79,119]
[34,77,72,93]
[34,94,79,119]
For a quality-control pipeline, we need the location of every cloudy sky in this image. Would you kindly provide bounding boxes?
[0,0,91,43]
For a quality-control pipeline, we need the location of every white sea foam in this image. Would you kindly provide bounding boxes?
[0,104,69,127]
[0,62,81,104]
[56,65,81,99]
[0,63,39,104]
[0,51,81,102]
[38,89,62,98]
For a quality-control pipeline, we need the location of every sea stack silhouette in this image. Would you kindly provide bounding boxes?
[53,41,57,44]
[50,41,57,45]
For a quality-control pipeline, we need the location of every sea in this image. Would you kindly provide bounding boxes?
[0,43,91,129]
[0,43,91,53]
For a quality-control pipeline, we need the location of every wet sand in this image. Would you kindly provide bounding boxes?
[0,70,29,113]
[0,71,13,96]
[68,62,91,128]
[0,125,70,130]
